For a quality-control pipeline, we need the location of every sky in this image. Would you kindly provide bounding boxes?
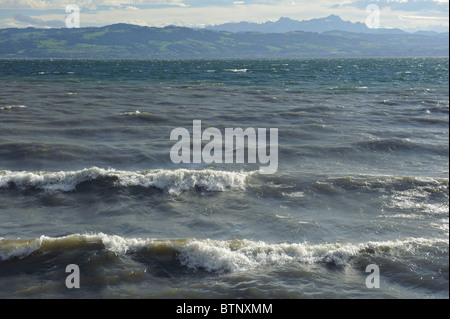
[0,0,448,32]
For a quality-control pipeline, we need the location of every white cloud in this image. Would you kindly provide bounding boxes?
[0,0,447,30]
[399,14,449,20]
[127,19,150,25]
[0,0,59,9]
[100,0,186,7]
[26,3,373,26]
[0,0,187,9]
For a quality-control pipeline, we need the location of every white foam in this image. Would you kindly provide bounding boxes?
[0,238,41,261]
[173,237,449,273]
[282,191,305,198]
[275,214,293,219]
[0,167,254,194]
[384,188,449,216]
[384,213,424,220]
[0,105,27,110]
[2,234,446,273]
[123,110,141,115]
[225,69,247,73]
[430,218,449,232]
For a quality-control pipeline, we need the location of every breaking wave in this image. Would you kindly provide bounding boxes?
[1,233,447,273]
[0,167,255,194]
[0,105,27,110]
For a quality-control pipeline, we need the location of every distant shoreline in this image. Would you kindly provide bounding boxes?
[0,56,449,61]
[1,24,448,59]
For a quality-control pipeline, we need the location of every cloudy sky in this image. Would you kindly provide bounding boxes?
[0,0,448,32]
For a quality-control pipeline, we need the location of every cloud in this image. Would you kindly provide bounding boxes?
[399,14,449,20]
[0,1,75,10]
[13,13,65,27]
[0,0,187,10]
[0,0,447,31]
[342,0,449,12]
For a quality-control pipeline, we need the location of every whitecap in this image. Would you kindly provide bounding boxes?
[0,105,27,110]
[123,110,141,115]
[225,69,247,73]
[0,167,256,194]
[2,234,446,273]
[282,191,305,198]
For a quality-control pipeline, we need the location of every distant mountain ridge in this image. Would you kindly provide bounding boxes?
[0,23,448,59]
[206,15,444,35]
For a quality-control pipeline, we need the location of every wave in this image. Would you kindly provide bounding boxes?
[1,233,447,273]
[0,142,85,161]
[413,117,448,125]
[324,174,448,189]
[0,167,255,194]
[120,110,166,121]
[0,105,27,110]
[384,187,449,215]
[224,69,248,73]
[355,138,448,155]
[265,172,448,194]
[123,110,143,115]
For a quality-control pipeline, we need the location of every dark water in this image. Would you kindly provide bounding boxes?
[0,58,448,299]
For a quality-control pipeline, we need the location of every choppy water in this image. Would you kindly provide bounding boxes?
[0,58,448,299]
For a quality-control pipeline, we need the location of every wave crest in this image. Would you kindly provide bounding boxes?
[0,167,255,194]
[1,233,447,273]
[0,105,27,110]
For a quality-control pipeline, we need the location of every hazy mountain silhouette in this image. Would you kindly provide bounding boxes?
[206,15,410,34]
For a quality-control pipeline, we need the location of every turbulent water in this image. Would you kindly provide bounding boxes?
[0,58,448,299]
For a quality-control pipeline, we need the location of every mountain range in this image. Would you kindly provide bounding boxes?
[205,15,446,35]
[0,22,448,59]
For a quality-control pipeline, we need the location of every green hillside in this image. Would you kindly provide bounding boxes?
[0,24,448,58]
